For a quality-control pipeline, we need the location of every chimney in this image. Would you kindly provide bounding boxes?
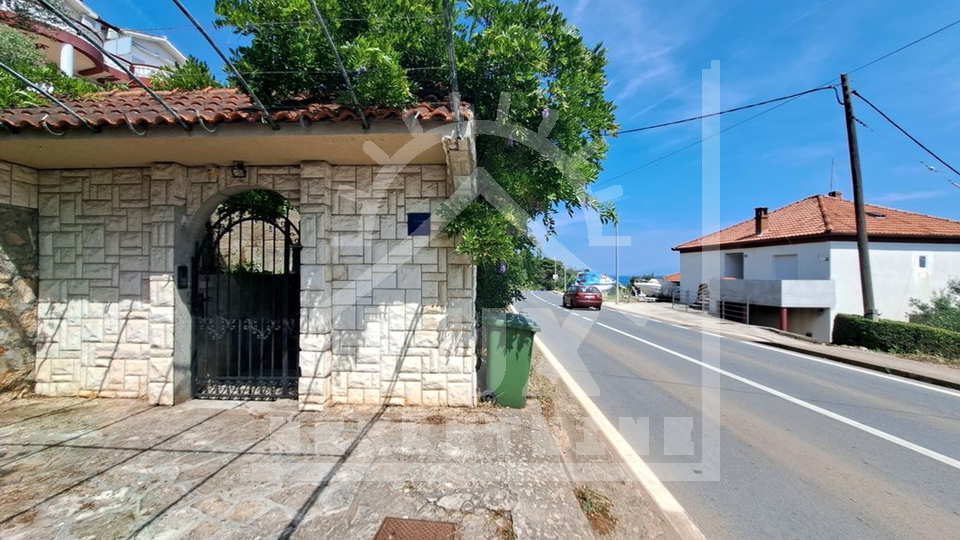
[755,207,769,235]
[827,190,843,199]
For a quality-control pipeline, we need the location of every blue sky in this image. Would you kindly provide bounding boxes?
[86,0,960,276]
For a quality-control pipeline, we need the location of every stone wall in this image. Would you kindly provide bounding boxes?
[29,159,476,408]
[0,161,39,393]
[324,164,476,407]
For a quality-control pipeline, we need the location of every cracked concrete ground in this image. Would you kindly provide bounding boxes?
[0,395,613,539]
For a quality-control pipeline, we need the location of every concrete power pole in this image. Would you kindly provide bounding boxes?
[841,73,879,320]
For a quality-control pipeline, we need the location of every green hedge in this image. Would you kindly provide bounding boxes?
[833,313,960,360]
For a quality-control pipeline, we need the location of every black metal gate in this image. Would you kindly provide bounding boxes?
[191,204,301,400]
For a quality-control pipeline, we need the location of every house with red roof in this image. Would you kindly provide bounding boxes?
[1,0,186,84]
[672,191,960,340]
[0,88,478,409]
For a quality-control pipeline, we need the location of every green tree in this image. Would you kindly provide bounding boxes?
[0,25,104,108]
[910,279,960,332]
[152,55,223,91]
[215,0,618,309]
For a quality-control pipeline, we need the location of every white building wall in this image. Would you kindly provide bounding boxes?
[679,241,832,300]
[828,241,960,322]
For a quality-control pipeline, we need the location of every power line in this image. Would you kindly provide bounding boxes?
[597,17,960,186]
[852,90,960,177]
[619,86,835,134]
[0,60,99,133]
[170,0,279,131]
[847,17,960,75]
[307,0,369,130]
[33,0,192,132]
[129,16,440,33]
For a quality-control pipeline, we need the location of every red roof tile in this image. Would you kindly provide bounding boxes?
[673,194,960,252]
[0,88,471,132]
[662,272,681,283]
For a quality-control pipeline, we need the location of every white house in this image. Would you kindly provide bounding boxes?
[1,0,185,83]
[673,191,960,341]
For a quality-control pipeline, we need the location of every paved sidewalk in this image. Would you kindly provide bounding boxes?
[0,396,603,539]
[602,297,960,390]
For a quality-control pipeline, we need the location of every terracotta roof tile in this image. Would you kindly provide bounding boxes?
[662,272,681,283]
[0,88,471,132]
[673,194,960,252]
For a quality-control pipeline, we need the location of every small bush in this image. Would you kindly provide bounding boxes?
[833,313,960,360]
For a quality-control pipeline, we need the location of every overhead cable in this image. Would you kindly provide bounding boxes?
[853,90,960,177]
[170,0,279,130]
[619,86,835,134]
[33,0,192,131]
[0,60,99,133]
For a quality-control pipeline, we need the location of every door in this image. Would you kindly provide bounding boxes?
[191,192,301,400]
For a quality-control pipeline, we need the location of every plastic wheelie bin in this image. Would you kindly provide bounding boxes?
[482,312,541,408]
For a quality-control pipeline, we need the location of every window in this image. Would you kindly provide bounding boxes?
[585,287,601,293]
[406,213,430,236]
[774,254,799,280]
[724,253,745,279]
[568,285,579,292]
[919,255,927,269]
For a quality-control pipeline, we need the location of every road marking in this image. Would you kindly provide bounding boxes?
[512,307,707,540]
[589,320,960,471]
[598,299,960,400]
[736,340,960,399]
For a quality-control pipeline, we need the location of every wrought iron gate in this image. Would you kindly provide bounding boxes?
[191,204,301,400]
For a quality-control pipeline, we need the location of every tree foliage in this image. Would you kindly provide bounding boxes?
[910,279,960,333]
[215,0,618,309]
[0,20,111,108]
[152,55,223,91]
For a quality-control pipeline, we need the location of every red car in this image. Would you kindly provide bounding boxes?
[562,285,603,310]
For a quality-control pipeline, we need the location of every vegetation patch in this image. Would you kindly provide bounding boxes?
[833,314,960,363]
[574,485,617,535]
[491,509,516,540]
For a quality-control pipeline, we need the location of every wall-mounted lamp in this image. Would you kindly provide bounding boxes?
[231,161,247,179]
[818,254,830,261]
[743,253,749,258]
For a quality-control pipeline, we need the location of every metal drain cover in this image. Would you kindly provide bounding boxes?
[372,517,457,540]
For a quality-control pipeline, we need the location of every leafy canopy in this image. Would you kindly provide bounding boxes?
[152,56,223,91]
[215,0,618,308]
[910,279,960,333]
[0,25,106,108]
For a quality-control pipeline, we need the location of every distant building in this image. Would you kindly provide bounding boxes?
[0,0,185,83]
[673,191,960,340]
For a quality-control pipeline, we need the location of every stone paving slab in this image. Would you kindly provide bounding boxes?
[0,398,597,539]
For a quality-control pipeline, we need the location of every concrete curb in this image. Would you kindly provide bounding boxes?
[510,305,707,540]
[603,301,960,393]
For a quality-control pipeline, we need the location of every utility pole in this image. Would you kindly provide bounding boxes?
[841,73,879,320]
[615,221,620,304]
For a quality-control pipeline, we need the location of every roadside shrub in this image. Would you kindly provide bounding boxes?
[833,313,960,360]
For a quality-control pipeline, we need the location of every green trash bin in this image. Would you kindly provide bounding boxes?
[483,312,541,408]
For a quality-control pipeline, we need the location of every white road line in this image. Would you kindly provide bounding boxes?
[589,320,960,471]
[736,340,960,399]
[514,311,707,540]
[598,299,960,400]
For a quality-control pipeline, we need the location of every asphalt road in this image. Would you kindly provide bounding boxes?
[516,291,960,540]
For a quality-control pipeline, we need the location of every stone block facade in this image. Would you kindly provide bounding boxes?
[0,161,39,390]
[6,156,476,409]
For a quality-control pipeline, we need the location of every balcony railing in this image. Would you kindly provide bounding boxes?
[1,0,107,45]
